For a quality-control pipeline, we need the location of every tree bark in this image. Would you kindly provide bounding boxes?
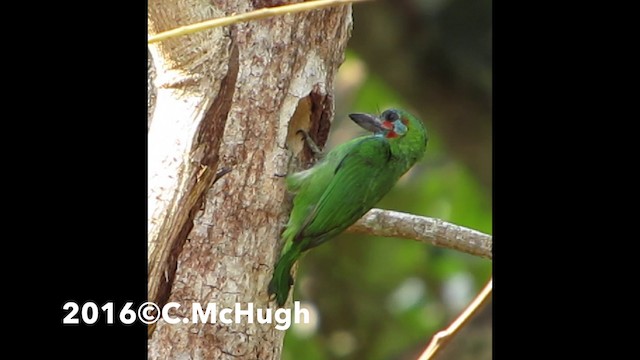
[348,209,492,259]
[148,1,353,358]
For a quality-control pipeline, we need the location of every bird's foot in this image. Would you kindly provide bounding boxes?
[297,129,324,160]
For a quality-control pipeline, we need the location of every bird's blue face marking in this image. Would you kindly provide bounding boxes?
[380,109,408,139]
[392,120,407,136]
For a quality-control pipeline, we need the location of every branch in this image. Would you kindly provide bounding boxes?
[347,208,492,260]
[148,0,371,44]
[417,277,493,360]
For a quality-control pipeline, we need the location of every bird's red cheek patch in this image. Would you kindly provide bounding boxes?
[386,131,399,138]
[382,120,394,130]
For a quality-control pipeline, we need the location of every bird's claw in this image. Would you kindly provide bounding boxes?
[296,129,324,159]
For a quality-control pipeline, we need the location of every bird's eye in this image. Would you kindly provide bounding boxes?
[383,110,399,122]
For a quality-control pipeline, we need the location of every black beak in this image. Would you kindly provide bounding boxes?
[348,113,387,133]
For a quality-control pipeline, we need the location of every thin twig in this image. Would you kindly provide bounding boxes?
[148,0,371,44]
[347,209,492,260]
[214,167,232,183]
[417,277,493,360]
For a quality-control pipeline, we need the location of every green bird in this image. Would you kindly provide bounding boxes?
[268,108,428,307]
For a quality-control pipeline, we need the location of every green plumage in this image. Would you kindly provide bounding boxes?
[268,109,428,306]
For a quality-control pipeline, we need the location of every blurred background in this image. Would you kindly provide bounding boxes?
[283,0,492,359]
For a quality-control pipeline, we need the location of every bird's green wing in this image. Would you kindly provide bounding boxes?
[295,136,397,250]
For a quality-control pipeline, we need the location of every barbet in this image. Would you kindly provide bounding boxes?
[268,109,428,306]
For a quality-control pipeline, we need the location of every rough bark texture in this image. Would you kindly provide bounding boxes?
[348,209,492,259]
[148,1,353,359]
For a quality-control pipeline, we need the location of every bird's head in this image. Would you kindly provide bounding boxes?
[348,109,412,139]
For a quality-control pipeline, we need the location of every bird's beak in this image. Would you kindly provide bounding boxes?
[348,113,388,133]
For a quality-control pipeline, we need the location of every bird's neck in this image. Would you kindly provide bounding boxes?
[389,130,427,170]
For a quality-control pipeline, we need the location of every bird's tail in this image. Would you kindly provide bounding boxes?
[268,247,300,307]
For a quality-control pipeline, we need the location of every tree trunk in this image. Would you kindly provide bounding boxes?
[147,1,353,358]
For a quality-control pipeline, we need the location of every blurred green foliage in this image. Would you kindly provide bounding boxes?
[282,0,491,358]
[280,53,492,359]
